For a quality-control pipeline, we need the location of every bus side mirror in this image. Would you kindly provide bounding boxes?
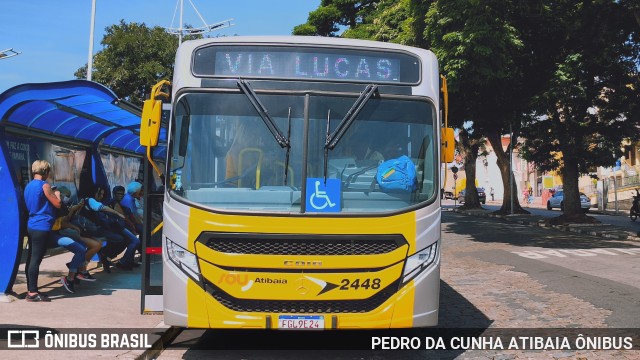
[441,128,455,163]
[140,80,171,147]
[140,99,162,147]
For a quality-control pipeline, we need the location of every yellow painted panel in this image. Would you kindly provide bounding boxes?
[200,260,404,300]
[183,205,428,329]
[186,278,210,328]
[389,281,415,327]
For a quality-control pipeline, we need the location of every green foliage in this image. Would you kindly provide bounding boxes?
[520,1,640,175]
[293,0,378,37]
[292,23,318,36]
[424,0,527,132]
[368,0,414,44]
[308,5,343,36]
[294,0,421,45]
[74,20,201,106]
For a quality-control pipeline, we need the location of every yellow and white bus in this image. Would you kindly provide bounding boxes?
[141,36,454,329]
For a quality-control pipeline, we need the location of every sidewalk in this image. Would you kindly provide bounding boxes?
[0,251,170,360]
[453,199,640,242]
[492,196,631,216]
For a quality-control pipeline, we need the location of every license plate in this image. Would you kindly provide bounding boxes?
[277,315,324,330]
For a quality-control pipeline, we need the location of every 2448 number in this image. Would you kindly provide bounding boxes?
[339,278,381,290]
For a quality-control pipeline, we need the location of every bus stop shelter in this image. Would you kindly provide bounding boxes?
[0,80,165,309]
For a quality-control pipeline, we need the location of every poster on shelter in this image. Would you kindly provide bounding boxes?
[4,135,35,189]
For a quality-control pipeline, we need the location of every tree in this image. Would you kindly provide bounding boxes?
[424,0,532,213]
[293,0,423,44]
[620,0,640,27]
[75,20,201,106]
[342,0,413,43]
[520,1,640,222]
[293,0,378,37]
[369,0,442,47]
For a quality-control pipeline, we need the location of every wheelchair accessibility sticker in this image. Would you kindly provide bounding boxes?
[306,178,341,212]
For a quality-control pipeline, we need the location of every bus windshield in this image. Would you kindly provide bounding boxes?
[169,91,436,214]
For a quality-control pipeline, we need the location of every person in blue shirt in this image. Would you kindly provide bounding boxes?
[122,181,144,235]
[23,160,87,301]
[84,184,140,270]
[109,186,138,235]
[53,186,101,282]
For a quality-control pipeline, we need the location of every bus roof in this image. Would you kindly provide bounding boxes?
[172,36,438,91]
[178,36,435,56]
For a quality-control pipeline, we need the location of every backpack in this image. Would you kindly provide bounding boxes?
[376,155,417,193]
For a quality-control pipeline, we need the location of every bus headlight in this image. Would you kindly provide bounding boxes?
[166,238,200,281]
[402,242,438,284]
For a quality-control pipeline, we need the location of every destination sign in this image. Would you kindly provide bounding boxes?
[193,45,420,84]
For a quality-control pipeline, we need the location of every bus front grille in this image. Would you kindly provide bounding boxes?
[204,280,399,313]
[201,234,405,256]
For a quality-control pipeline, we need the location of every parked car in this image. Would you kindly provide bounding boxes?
[546,190,591,212]
[458,188,486,204]
[443,191,455,200]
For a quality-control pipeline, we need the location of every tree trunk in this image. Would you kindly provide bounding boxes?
[486,130,528,214]
[458,130,481,208]
[560,154,593,221]
[546,151,595,224]
[463,148,481,208]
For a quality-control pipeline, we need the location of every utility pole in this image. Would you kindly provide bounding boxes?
[87,0,96,81]
[510,123,514,215]
[452,167,459,208]
[179,0,183,44]
[613,172,619,214]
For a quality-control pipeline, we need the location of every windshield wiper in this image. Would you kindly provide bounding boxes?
[237,79,290,149]
[284,107,292,185]
[324,84,378,150]
[323,84,378,182]
[323,109,331,183]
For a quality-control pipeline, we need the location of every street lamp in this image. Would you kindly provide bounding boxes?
[0,48,21,60]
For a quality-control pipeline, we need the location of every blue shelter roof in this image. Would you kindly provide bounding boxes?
[0,80,166,158]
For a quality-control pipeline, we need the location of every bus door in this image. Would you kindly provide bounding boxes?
[139,82,170,314]
[140,156,165,313]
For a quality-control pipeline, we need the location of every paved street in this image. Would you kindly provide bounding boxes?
[439,211,640,327]
[155,211,640,359]
[444,197,640,234]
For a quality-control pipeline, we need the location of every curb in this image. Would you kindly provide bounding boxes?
[452,208,640,242]
[134,324,183,360]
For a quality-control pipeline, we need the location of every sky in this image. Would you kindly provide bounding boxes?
[0,0,320,94]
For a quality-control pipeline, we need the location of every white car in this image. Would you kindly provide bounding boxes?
[546,191,591,212]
